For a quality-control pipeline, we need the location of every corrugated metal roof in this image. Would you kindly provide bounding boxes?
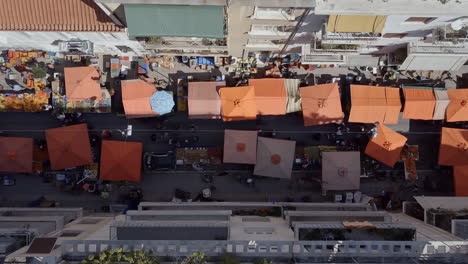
[124,4,225,38]
[0,0,124,32]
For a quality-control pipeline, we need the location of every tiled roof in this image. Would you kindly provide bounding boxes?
[0,0,124,32]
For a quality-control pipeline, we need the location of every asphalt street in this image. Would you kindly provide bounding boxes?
[0,63,462,210]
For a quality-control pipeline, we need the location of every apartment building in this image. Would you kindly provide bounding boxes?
[299,0,468,70]
[4,202,468,264]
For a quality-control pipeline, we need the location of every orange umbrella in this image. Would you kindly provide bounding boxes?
[219,86,257,121]
[438,127,468,166]
[249,78,287,115]
[121,80,157,118]
[454,166,468,196]
[447,89,468,122]
[64,67,101,102]
[300,83,343,126]
[402,88,436,120]
[45,124,92,170]
[0,137,33,173]
[349,85,400,124]
[365,124,407,167]
[100,140,143,182]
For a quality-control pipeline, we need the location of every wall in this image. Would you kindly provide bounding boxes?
[0,216,64,236]
[0,31,145,56]
[0,208,82,224]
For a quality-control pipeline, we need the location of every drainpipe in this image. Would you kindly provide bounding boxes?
[278,8,311,57]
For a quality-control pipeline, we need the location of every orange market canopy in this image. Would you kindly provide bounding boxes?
[322,151,361,191]
[121,80,157,118]
[438,127,468,166]
[454,166,468,196]
[223,130,257,164]
[254,137,296,179]
[349,85,401,124]
[64,67,101,102]
[100,140,143,182]
[188,81,225,119]
[447,89,468,122]
[365,124,407,167]
[45,124,92,170]
[300,83,343,126]
[0,137,33,173]
[219,86,257,121]
[249,78,287,116]
[402,87,436,120]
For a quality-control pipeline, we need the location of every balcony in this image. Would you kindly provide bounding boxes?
[320,23,381,45]
[245,39,281,51]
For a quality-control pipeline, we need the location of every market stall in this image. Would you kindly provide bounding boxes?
[365,124,407,168]
[300,83,343,126]
[453,166,468,196]
[176,147,222,165]
[219,86,257,121]
[399,145,419,180]
[321,151,361,193]
[254,137,296,179]
[0,137,33,173]
[446,89,468,122]
[121,80,158,118]
[223,129,257,164]
[100,140,143,182]
[188,81,225,119]
[402,86,436,120]
[438,127,468,166]
[249,78,287,116]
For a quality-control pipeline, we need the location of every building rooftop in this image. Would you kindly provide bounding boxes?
[0,0,123,32]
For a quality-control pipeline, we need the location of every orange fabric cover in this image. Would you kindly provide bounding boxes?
[349,85,400,124]
[188,81,225,119]
[447,89,468,122]
[300,83,343,126]
[64,67,101,102]
[121,80,157,118]
[403,88,436,120]
[219,86,257,121]
[438,127,468,166]
[249,78,287,115]
[0,137,33,173]
[454,166,468,196]
[45,124,92,170]
[99,140,142,182]
[365,124,407,167]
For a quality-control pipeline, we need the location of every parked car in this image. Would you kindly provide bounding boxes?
[144,151,176,171]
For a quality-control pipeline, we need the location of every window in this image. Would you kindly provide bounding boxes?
[383,33,408,38]
[404,17,435,24]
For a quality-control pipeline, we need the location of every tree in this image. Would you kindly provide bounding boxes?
[81,249,159,264]
[31,64,47,79]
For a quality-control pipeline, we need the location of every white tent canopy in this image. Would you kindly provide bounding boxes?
[433,89,450,120]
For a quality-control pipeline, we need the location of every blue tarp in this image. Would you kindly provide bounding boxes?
[197,57,215,66]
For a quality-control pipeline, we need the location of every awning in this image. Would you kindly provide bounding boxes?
[402,87,436,120]
[454,166,468,197]
[64,67,101,102]
[254,137,296,179]
[100,140,142,182]
[285,79,302,113]
[433,89,450,120]
[219,86,257,121]
[349,85,401,124]
[45,124,92,170]
[124,4,225,38]
[438,127,468,166]
[122,80,157,118]
[223,130,257,164]
[322,151,361,191]
[365,124,407,167]
[327,15,387,33]
[447,89,468,122]
[300,83,343,126]
[249,78,287,116]
[0,137,33,173]
[188,81,225,119]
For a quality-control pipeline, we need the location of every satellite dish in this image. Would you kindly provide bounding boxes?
[451,19,466,31]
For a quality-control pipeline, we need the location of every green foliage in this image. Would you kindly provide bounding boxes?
[181,252,206,264]
[145,37,164,45]
[218,254,240,264]
[31,64,47,79]
[254,258,272,264]
[82,249,158,264]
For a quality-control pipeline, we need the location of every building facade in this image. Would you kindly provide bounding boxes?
[3,202,468,264]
